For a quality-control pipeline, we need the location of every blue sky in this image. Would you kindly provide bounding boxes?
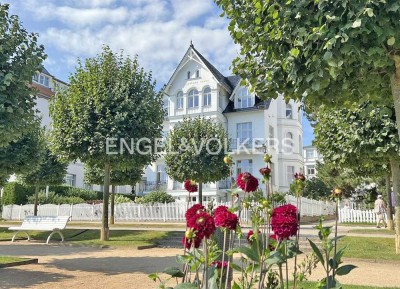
[9,0,314,145]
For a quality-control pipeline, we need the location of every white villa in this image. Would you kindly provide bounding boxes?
[30,44,303,201]
[303,145,323,179]
[140,44,304,202]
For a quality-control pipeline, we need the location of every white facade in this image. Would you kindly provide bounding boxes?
[32,69,86,189]
[141,44,303,202]
[303,145,323,179]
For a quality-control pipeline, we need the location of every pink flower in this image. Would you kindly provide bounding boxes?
[188,211,216,239]
[214,205,238,231]
[237,172,259,193]
[184,180,198,193]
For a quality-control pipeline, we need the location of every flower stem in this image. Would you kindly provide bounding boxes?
[219,230,227,289]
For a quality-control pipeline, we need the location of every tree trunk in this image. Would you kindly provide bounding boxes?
[33,184,39,216]
[110,185,115,225]
[390,159,400,253]
[101,162,111,241]
[386,173,394,231]
[198,182,203,205]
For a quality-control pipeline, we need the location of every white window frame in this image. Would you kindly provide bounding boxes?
[306,150,314,159]
[268,125,275,147]
[64,174,76,187]
[176,91,184,110]
[236,87,253,108]
[188,89,199,108]
[286,166,295,186]
[237,122,252,144]
[236,159,253,175]
[203,87,211,106]
[307,165,315,176]
[187,71,191,79]
[286,104,293,119]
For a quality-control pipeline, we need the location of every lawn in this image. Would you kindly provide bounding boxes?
[0,256,30,264]
[348,229,395,235]
[340,236,400,261]
[0,227,176,247]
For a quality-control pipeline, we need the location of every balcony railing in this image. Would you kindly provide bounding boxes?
[144,181,167,192]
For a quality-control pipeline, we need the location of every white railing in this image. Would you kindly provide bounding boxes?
[2,196,335,222]
[338,208,390,223]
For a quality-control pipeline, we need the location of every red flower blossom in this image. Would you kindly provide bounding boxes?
[211,260,228,268]
[214,205,238,231]
[259,167,272,178]
[188,211,216,239]
[272,204,298,219]
[294,172,306,181]
[271,204,299,240]
[182,235,201,249]
[236,172,259,193]
[246,229,261,244]
[185,204,205,226]
[184,180,198,193]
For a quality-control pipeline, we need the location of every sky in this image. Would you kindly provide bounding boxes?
[9,0,314,145]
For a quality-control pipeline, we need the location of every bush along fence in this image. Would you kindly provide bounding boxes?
[1,195,335,222]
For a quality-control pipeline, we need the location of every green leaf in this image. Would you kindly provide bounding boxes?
[148,273,158,282]
[174,283,198,289]
[387,37,395,46]
[352,19,361,28]
[308,239,325,266]
[237,246,260,262]
[232,281,241,289]
[162,267,185,278]
[290,48,300,58]
[255,17,261,25]
[336,264,357,276]
[365,8,374,17]
[273,10,279,19]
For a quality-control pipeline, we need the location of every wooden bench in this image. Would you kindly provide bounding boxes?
[8,216,71,244]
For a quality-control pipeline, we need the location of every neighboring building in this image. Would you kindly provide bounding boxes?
[303,145,323,179]
[141,44,303,202]
[31,68,86,189]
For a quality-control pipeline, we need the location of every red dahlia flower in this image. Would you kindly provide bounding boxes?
[182,235,201,249]
[272,204,298,219]
[246,229,261,244]
[236,172,259,192]
[294,172,306,181]
[184,180,198,193]
[211,260,228,268]
[188,211,216,239]
[271,204,299,240]
[185,204,205,226]
[259,167,272,178]
[214,205,238,231]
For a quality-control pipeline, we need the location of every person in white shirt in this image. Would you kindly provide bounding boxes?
[374,195,387,228]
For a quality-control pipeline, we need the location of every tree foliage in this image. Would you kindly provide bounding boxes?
[84,163,143,186]
[302,178,332,200]
[0,4,46,147]
[165,117,230,183]
[136,191,175,205]
[216,0,400,107]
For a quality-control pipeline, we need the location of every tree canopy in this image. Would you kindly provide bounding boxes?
[50,46,163,240]
[165,117,230,204]
[84,163,143,186]
[0,4,46,147]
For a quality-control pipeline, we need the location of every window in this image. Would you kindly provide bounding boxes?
[156,165,167,184]
[32,73,39,82]
[64,174,76,187]
[203,87,211,106]
[237,87,253,108]
[285,132,293,152]
[286,104,293,118]
[196,70,200,78]
[39,74,49,87]
[306,150,314,159]
[176,91,184,109]
[307,165,315,176]
[268,125,275,147]
[237,159,253,175]
[188,89,199,108]
[299,136,302,153]
[237,122,252,145]
[286,166,295,186]
[163,98,169,116]
[270,162,275,186]
[187,71,191,79]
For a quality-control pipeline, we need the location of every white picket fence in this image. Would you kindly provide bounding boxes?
[1,195,335,222]
[338,208,387,223]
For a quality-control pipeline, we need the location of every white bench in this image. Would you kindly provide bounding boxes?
[8,216,71,244]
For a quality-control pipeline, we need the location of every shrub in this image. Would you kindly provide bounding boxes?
[136,191,175,205]
[26,191,85,204]
[114,194,132,204]
[1,182,34,205]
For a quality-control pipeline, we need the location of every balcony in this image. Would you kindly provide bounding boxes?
[144,181,167,192]
[218,178,233,189]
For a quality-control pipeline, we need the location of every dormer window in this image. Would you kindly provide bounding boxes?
[236,87,253,109]
[187,71,191,79]
[196,70,200,78]
[32,73,39,82]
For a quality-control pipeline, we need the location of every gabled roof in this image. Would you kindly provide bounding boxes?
[165,43,235,94]
[226,75,241,89]
[223,98,271,113]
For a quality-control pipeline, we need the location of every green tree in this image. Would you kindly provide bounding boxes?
[0,4,46,147]
[136,191,175,205]
[164,117,230,205]
[50,46,163,240]
[302,178,332,200]
[216,0,400,252]
[19,147,68,216]
[84,163,143,224]
[313,104,398,229]
[0,121,44,186]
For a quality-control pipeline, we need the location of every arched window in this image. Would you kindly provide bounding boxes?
[286,104,293,118]
[196,70,200,78]
[188,89,199,108]
[163,97,169,116]
[203,87,211,106]
[187,71,191,79]
[285,132,293,152]
[176,91,184,109]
